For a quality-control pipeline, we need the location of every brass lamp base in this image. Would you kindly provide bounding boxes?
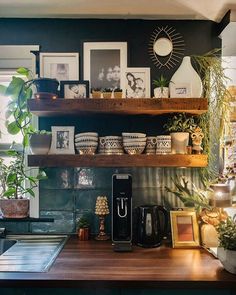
[95,233,110,241]
[95,215,110,241]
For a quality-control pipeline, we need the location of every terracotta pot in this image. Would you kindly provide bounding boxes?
[78,227,89,241]
[103,92,112,99]
[92,91,102,98]
[0,199,29,218]
[113,91,123,99]
[29,133,52,155]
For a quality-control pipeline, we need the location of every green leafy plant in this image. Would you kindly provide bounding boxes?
[165,176,211,212]
[191,50,232,183]
[164,113,197,133]
[0,150,47,199]
[153,75,170,92]
[114,88,122,92]
[77,216,90,229]
[217,217,236,250]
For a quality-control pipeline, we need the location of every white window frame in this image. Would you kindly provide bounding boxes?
[0,45,40,217]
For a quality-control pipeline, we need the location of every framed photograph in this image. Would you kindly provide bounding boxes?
[40,52,79,82]
[170,210,200,248]
[172,83,191,98]
[60,80,89,98]
[49,126,75,155]
[83,42,127,95]
[124,67,150,98]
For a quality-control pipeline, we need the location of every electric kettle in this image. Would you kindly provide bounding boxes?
[133,205,168,248]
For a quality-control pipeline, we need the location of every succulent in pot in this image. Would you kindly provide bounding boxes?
[0,150,46,218]
[164,113,197,154]
[152,75,170,98]
[102,88,112,99]
[77,216,90,241]
[91,87,102,98]
[216,217,236,274]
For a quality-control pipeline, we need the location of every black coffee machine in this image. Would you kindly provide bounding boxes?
[112,174,132,252]
[133,205,168,248]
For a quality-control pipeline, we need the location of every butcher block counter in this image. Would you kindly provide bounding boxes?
[0,236,235,290]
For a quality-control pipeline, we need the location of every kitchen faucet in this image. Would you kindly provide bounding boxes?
[0,228,6,238]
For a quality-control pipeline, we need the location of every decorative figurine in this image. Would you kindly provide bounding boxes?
[95,196,110,241]
[191,126,204,154]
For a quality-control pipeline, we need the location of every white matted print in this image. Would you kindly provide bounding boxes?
[49,126,75,154]
[83,42,127,95]
[125,67,150,98]
[40,53,79,82]
[172,83,191,98]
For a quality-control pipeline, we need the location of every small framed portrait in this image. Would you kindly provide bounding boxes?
[40,52,79,82]
[124,67,150,98]
[171,83,191,98]
[49,126,75,155]
[170,210,200,248]
[83,42,127,95]
[60,80,89,98]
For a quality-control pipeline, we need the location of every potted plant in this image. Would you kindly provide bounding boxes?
[0,150,46,218]
[164,113,197,154]
[29,130,52,155]
[77,216,90,241]
[217,217,236,274]
[152,75,170,98]
[91,88,102,99]
[102,88,112,99]
[113,88,123,99]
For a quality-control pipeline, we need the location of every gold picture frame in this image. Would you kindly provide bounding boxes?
[170,210,200,248]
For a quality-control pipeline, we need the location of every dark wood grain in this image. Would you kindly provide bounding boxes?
[0,237,235,289]
[28,98,208,116]
[28,154,208,168]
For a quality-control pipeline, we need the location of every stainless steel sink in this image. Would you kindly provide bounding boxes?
[0,239,17,255]
[0,235,68,272]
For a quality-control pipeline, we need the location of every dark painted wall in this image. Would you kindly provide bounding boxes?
[0,18,221,235]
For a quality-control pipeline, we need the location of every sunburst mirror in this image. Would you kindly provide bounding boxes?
[149,26,185,69]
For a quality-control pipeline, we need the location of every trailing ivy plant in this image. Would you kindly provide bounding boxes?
[191,49,232,184]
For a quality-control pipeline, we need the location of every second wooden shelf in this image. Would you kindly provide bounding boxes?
[28,154,208,168]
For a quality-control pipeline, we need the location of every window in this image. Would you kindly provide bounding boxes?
[0,45,39,217]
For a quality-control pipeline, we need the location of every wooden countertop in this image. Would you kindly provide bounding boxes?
[0,236,235,289]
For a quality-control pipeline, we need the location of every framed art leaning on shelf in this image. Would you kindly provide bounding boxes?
[83,42,127,96]
[60,80,89,98]
[40,52,79,82]
[49,126,75,154]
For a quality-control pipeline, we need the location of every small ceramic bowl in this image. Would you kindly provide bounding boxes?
[75,132,98,138]
[122,132,146,139]
[75,136,98,143]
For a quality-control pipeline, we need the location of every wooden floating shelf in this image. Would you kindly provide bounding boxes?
[28,154,208,168]
[28,98,208,116]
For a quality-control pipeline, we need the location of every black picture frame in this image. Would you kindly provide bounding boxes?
[60,80,89,98]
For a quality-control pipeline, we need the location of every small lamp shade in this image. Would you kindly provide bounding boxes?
[209,184,232,208]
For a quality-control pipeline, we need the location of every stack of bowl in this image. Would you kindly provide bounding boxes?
[105,136,124,155]
[122,133,147,155]
[75,132,98,155]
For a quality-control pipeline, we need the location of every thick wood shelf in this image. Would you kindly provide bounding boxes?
[28,98,208,116]
[28,154,208,168]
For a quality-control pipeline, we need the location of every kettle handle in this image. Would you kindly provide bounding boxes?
[156,206,169,238]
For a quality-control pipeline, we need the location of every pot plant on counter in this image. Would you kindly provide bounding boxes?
[77,216,90,241]
[164,113,197,154]
[153,75,170,98]
[216,216,236,274]
[0,150,46,218]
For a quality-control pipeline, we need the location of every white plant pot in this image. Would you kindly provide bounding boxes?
[169,56,203,98]
[217,247,236,274]
[29,134,52,155]
[154,87,169,98]
[170,132,189,154]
